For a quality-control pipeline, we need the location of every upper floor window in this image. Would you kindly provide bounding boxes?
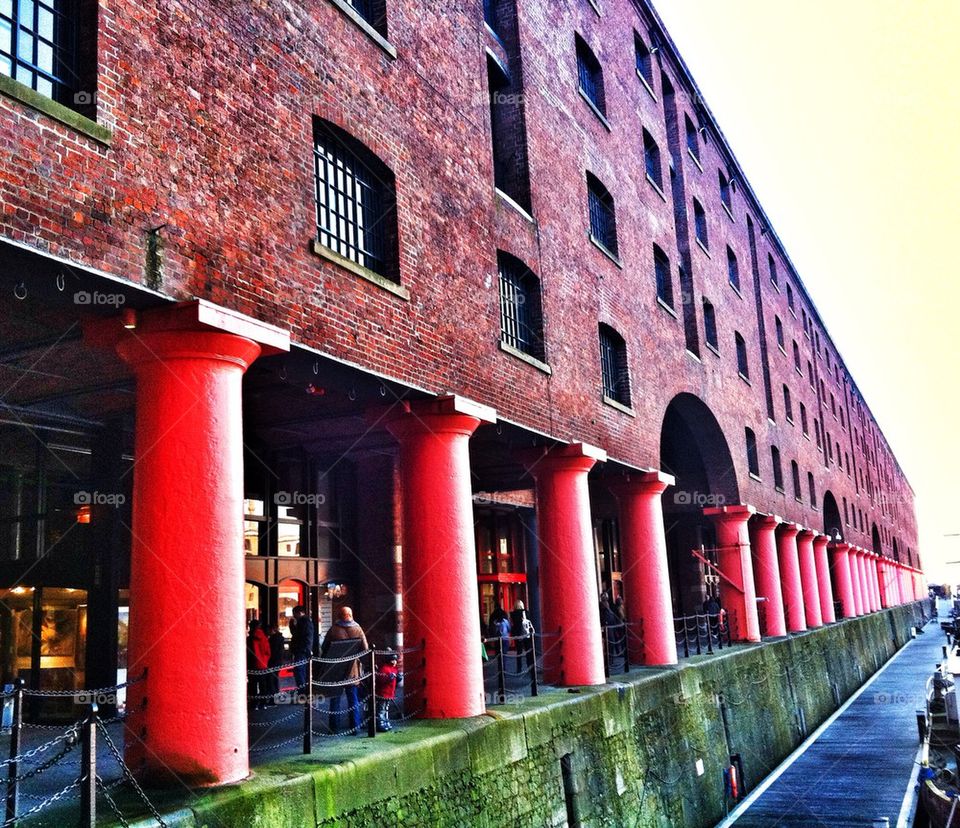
[587,172,618,256]
[685,114,699,161]
[808,472,817,508]
[483,0,499,33]
[599,324,631,406]
[487,55,531,212]
[771,446,784,491]
[726,246,740,291]
[498,252,545,362]
[791,460,801,500]
[314,118,399,282]
[576,35,606,116]
[654,244,673,307]
[719,170,732,213]
[643,129,663,190]
[800,403,808,436]
[786,283,795,311]
[0,0,90,109]
[703,299,718,349]
[807,361,814,386]
[745,427,760,477]
[693,198,708,248]
[634,32,654,88]
[768,253,778,286]
[792,341,801,373]
[783,385,793,422]
[774,315,784,349]
[346,0,388,37]
[735,332,749,379]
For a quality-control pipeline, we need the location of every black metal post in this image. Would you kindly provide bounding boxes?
[367,650,376,738]
[698,616,705,655]
[680,620,689,659]
[5,678,24,824]
[528,633,538,697]
[496,638,506,705]
[80,702,98,828]
[302,659,313,755]
[602,627,610,678]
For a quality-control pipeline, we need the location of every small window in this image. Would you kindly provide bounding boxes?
[483,0,499,33]
[726,246,740,291]
[685,115,699,161]
[643,129,663,189]
[498,252,545,361]
[587,173,618,256]
[793,341,801,373]
[807,361,814,387]
[654,244,673,307]
[346,0,388,36]
[745,427,760,477]
[693,198,708,248]
[783,385,793,422]
[791,460,801,500]
[771,446,784,491]
[830,393,836,416]
[800,403,808,436]
[786,283,795,311]
[768,253,778,286]
[808,472,817,507]
[703,299,718,349]
[719,170,732,212]
[487,55,532,212]
[774,315,784,349]
[576,35,606,116]
[735,332,749,379]
[314,118,399,282]
[599,324,631,406]
[843,497,849,525]
[635,32,653,87]
[814,419,822,449]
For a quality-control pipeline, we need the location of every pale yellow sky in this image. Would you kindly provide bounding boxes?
[653,0,960,582]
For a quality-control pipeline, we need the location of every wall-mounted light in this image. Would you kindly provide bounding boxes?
[121,308,137,329]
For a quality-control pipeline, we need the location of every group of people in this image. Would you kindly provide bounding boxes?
[486,600,535,671]
[246,605,400,733]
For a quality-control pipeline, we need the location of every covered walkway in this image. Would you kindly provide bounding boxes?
[723,600,942,827]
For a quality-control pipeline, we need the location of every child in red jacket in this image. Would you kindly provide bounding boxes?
[375,651,401,731]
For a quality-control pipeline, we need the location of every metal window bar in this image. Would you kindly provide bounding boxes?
[588,184,617,255]
[347,0,384,34]
[0,0,78,103]
[499,263,540,358]
[654,250,671,305]
[315,132,391,277]
[577,45,601,110]
[600,330,621,401]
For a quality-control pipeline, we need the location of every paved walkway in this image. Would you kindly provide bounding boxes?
[725,602,944,828]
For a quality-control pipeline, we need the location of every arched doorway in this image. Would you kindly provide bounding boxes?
[871,524,883,556]
[822,491,843,541]
[659,393,740,616]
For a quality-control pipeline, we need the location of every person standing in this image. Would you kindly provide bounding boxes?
[291,604,315,695]
[267,624,285,699]
[246,619,271,710]
[321,606,369,733]
[510,600,534,673]
[375,650,401,732]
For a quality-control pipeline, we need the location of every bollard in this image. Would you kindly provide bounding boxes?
[496,638,507,705]
[5,678,24,824]
[367,650,377,738]
[302,659,313,755]
[528,633,539,697]
[81,702,98,828]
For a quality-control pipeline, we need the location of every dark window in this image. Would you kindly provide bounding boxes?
[793,341,801,373]
[703,299,718,349]
[487,55,531,211]
[654,244,672,307]
[0,0,88,107]
[735,332,749,378]
[800,403,808,435]
[843,496,849,524]
[791,460,801,500]
[643,128,663,189]
[814,419,821,448]
[745,427,759,477]
[314,119,399,282]
[587,172,618,256]
[599,324,631,406]
[726,246,740,291]
[498,252,545,361]
[685,114,699,160]
[807,361,814,386]
[786,283,795,310]
[635,32,653,87]
[768,253,778,286]
[576,35,605,115]
[771,446,784,491]
[719,170,732,212]
[346,0,388,37]
[774,315,784,349]
[808,472,817,507]
[693,198,708,247]
[483,0,498,33]
[783,385,793,422]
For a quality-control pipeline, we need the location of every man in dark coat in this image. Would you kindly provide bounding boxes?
[321,606,369,733]
[510,600,535,672]
[291,605,315,694]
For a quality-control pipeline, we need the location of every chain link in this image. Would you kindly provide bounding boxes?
[97,720,168,827]
[1,778,80,828]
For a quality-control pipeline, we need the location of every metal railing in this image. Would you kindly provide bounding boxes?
[481,633,539,704]
[674,612,733,658]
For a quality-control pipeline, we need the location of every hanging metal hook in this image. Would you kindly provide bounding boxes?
[56,272,65,292]
[13,281,26,300]
[379,384,387,397]
[279,365,287,381]
[312,361,319,376]
[348,387,357,402]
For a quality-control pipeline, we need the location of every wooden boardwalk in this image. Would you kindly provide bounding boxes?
[725,604,944,828]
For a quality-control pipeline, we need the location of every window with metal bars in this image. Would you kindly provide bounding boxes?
[498,252,544,362]
[693,198,708,248]
[653,244,672,307]
[345,0,387,37]
[703,299,718,349]
[599,324,630,406]
[719,169,732,212]
[726,246,740,291]
[314,119,399,282]
[643,128,662,190]
[0,0,81,105]
[587,172,617,256]
[685,114,699,161]
[783,384,793,422]
[735,332,749,378]
[634,32,653,87]
[575,34,605,116]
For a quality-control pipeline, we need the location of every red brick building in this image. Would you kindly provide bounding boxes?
[0,0,920,785]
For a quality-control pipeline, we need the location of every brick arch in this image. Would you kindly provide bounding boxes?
[822,490,843,540]
[872,523,883,556]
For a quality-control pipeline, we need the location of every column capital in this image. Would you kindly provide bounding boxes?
[608,469,675,498]
[382,395,496,440]
[775,520,800,540]
[812,534,830,549]
[797,527,817,540]
[704,504,755,522]
[522,441,606,477]
[750,512,782,529]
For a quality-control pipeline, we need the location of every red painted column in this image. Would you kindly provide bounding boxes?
[858,549,874,612]
[849,547,864,615]
[704,505,760,643]
[107,305,287,786]
[812,534,836,623]
[611,471,678,666]
[869,555,882,610]
[526,443,606,686]
[893,564,904,605]
[775,522,806,633]
[796,529,823,628]
[829,542,857,619]
[748,514,787,638]
[386,396,495,718]
[877,558,889,609]
[866,551,879,612]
